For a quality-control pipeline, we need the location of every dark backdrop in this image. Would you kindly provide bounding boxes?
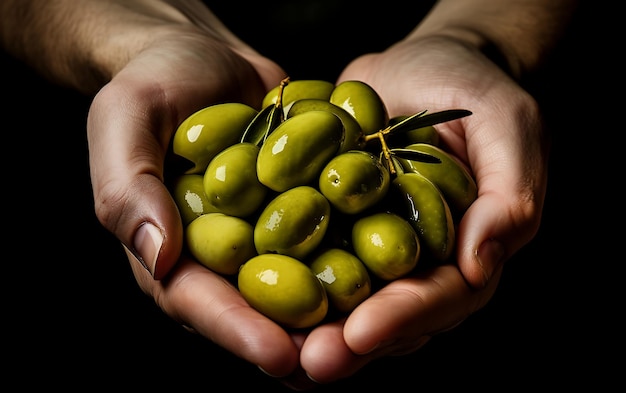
[3,2,615,391]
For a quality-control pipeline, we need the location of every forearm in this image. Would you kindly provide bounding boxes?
[0,0,241,94]
[408,0,580,81]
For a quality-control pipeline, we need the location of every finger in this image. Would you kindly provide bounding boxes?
[300,264,501,383]
[457,96,548,288]
[128,251,301,377]
[271,332,321,391]
[300,318,372,384]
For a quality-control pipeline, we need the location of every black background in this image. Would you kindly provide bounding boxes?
[2,1,617,390]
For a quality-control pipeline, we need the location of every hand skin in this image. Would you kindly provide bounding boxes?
[302,0,580,383]
[0,0,580,389]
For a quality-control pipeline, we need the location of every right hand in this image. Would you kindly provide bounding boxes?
[85,8,308,377]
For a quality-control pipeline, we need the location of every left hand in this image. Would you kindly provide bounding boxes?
[282,33,547,386]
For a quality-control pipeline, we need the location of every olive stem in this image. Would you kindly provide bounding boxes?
[275,76,290,122]
[364,128,395,175]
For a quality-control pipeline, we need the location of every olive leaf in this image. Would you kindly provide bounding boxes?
[240,103,284,146]
[241,77,291,146]
[386,109,472,137]
[389,148,442,164]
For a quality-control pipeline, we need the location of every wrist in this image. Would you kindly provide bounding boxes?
[0,0,197,94]
[406,0,580,82]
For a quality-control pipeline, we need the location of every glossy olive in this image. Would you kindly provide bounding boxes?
[238,253,328,328]
[172,103,258,174]
[254,186,330,260]
[287,99,365,153]
[352,211,420,280]
[319,150,390,215]
[256,110,343,192]
[186,213,257,275]
[170,174,221,226]
[203,142,268,218]
[391,172,455,261]
[398,143,477,218]
[309,248,371,313]
[330,80,388,136]
[262,79,335,112]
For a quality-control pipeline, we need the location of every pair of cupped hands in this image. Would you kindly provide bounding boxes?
[86,21,547,390]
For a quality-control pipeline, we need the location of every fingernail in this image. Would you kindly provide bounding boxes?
[305,371,321,384]
[413,335,431,350]
[476,239,505,287]
[365,336,430,357]
[259,365,319,390]
[360,339,394,355]
[257,365,286,378]
[133,222,163,278]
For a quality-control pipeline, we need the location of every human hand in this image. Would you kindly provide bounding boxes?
[284,34,548,385]
[85,6,313,379]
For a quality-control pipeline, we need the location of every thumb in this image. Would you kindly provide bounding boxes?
[456,174,545,289]
[87,81,183,280]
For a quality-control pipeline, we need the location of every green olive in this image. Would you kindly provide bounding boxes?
[185,213,257,275]
[319,150,390,215]
[352,211,420,280]
[254,186,330,260]
[238,253,328,329]
[398,143,477,218]
[287,99,365,153]
[169,174,221,226]
[308,248,371,314]
[172,103,258,174]
[256,110,343,192]
[262,79,335,111]
[330,80,388,136]
[203,142,268,218]
[391,172,455,261]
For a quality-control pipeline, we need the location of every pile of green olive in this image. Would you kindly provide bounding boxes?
[167,78,477,329]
